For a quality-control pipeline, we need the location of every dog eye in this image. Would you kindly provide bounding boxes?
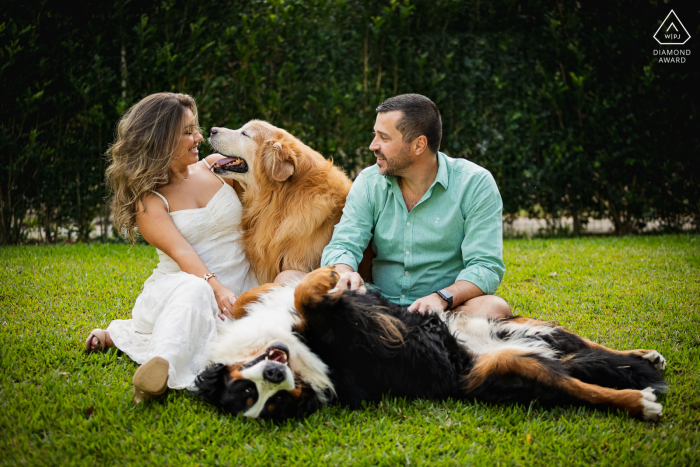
[242,131,249,137]
[245,387,253,393]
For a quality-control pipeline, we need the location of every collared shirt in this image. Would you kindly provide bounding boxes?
[321,151,505,306]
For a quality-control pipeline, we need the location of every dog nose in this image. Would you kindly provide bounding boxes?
[210,127,218,135]
[263,365,285,384]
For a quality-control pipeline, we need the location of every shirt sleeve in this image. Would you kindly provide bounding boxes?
[455,171,505,294]
[320,171,375,271]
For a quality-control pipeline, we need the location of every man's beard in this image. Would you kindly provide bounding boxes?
[377,144,412,177]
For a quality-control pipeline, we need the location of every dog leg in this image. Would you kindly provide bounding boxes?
[464,349,663,421]
[512,319,668,373]
[231,283,285,319]
[294,266,341,313]
[563,333,667,371]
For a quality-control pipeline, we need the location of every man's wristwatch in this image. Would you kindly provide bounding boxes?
[435,289,453,310]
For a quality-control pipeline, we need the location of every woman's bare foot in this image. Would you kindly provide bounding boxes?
[84,329,114,353]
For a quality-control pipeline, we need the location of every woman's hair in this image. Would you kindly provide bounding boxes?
[105,92,200,243]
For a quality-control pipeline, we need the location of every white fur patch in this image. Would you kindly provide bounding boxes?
[640,388,663,421]
[241,360,295,418]
[642,350,667,371]
[442,314,558,360]
[208,285,335,403]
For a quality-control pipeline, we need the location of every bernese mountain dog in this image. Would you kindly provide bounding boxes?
[195,267,667,422]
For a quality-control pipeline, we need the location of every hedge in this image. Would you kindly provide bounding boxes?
[1,0,697,243]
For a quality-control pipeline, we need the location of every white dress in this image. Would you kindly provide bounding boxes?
[107,169,259,390]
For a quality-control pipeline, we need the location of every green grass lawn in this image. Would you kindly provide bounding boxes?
[1,235,699,466]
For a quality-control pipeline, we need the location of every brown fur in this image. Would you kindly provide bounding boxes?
[227,363,244,381]
[233,121,352,284]
[463,348,649,416]
[231,283,285,319]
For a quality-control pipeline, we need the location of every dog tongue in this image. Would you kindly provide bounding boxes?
[210,157,241,171]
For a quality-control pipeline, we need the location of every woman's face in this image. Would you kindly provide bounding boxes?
[172,108,203,168]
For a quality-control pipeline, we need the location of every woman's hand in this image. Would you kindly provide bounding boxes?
[213,285,238,321]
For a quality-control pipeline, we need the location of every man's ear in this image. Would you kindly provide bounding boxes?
[263,140,295,182]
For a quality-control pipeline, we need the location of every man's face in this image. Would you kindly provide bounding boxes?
[370,111,412,177]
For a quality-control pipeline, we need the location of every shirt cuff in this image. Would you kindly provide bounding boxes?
[321,252,359,271]
[456,266,501,295]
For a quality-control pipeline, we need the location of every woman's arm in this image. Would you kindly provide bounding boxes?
[136,194,237,318]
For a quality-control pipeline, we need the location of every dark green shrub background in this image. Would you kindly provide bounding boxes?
[1,0,697,243]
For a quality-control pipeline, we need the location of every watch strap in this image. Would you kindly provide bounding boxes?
[435,289,453,310]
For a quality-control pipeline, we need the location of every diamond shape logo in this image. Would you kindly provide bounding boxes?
[654,10,691,45]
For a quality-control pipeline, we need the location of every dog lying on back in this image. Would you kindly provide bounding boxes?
[208,121,352,284]
[196,267,667,422]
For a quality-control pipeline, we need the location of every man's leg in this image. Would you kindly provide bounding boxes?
[452,295,512,320]
[273,269,307,285]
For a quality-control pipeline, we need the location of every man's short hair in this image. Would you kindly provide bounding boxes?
[376,94,442,153]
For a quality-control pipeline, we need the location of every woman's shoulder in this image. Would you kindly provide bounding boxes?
[136,191,170,215]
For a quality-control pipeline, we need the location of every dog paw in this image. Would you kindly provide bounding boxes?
[641,350,667,371]
[304,266,340,294]
[294,266,341,311]
[641,387,657,402]
[640,388,663,422]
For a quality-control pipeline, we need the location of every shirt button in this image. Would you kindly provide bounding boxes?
[406,251,410,255]
[405,271,409,275]
[401,295,405,299]
[407,222,410,226]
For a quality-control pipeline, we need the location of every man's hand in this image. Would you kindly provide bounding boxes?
[407,293,447,314]
[334,264,365,292]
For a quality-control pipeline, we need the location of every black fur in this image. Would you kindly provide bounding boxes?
[196,286,666,421]
[299,290,666,417]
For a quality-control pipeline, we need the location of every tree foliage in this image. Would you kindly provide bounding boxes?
[1,0,697,243]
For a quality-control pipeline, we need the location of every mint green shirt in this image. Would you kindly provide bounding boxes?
[321,151,505,306]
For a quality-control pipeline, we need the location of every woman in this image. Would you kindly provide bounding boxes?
[85,92,258,402]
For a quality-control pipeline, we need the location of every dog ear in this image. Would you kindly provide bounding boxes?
[293,387,327,418]
[263,140,295,182]
[194,363,229,407]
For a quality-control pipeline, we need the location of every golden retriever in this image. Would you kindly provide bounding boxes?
[207,120,353,284]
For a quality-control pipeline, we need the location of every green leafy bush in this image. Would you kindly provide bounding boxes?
[1,0,697,243]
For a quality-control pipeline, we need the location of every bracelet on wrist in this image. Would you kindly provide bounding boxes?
[203,272,217,282]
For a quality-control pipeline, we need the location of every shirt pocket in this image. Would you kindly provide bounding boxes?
[420,210,464,253]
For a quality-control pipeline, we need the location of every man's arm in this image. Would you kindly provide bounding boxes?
[320,171,375,290]
[408,171,505,313]
[407,280,483,313]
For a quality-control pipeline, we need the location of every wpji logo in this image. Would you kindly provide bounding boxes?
[653,10,691,45]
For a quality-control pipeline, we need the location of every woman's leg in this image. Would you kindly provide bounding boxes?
[141,275,220,390]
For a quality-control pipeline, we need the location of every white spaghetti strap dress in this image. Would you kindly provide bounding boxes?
[107,167,258,390]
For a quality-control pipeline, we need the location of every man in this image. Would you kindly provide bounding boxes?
[320,94,511,318]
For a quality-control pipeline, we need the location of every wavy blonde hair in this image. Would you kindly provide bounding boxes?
[105,92,200,243]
